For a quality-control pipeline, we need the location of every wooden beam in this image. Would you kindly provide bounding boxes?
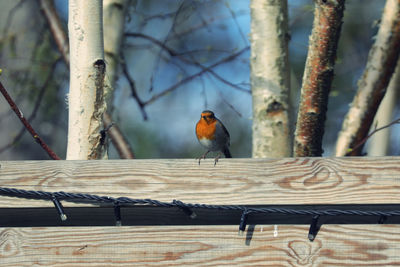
[1,225,400,266]
[1,158,400,265]
[0,157,400,207]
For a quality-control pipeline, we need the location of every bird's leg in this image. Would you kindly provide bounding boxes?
[198,150,210,165]
[214,152,222,166]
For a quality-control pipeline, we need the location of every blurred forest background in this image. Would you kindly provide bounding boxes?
[0,0,397,160]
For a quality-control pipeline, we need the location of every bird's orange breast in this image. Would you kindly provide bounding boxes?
[196,119,216,140]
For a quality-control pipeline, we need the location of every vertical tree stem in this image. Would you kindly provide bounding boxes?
[250,0,292,158]
[67,0,106,159]
[294,0,345,157]
[335,0,400,156]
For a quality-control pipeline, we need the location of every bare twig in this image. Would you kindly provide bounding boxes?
[125,32,250,93]
[0,81,61,160]
[168,9,248,41]
[103,112,135,159]
[1,0,26,40]
[0,58,61,154]
[216,88,242,117]
[347,117,400,156]
[39,0,70,64]
[125,32,177,56]
[142,47,249,106]
[225,2,248,46]
[121,54,148,120]
[148,1,185,92]
[137,10,178,28]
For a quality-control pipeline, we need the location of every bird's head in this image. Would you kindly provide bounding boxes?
[200,110,216,124]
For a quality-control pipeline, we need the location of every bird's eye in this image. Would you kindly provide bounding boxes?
[202,116,207,119]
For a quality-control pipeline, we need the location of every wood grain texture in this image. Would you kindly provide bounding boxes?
[0,157,400,207]
[1,225,400,266]
[1,158,400,265]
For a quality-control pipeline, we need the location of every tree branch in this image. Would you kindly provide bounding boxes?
[39,0,70,64]
[0,80,61,159]
[347,117,400,156]
[1,0,26,42]
[121,54,148,120]
[103,112,135,159]
[142,46,249,106]
[335,0,400,156]
[0,58,61,154]
[125,32,250,93]
[294,0,345,156]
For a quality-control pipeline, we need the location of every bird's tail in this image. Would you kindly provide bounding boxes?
[223,148,232,158]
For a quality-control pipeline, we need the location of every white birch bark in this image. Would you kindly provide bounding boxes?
[250,0,291,158]
[103,0,130,105]
[367,59,400,156]
[102,0,136,159]
[335,0,400,156]
[67,0,106,159]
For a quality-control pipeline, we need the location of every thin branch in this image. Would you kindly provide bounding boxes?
[125,32,250,93]
[39,0,70,64]
[225,2,248,46]
[169,9,249,41]
[137,11,178,27]
[148,1,185,92]
[0,81,61,160]
[347,117,400,156]
[103,112,135,159]
[0,26,45,122]
[216,87,242,117]
[167,1,250,100]
[1,0,26,39]
[143,46,249,106]
[121,54,148,120]
[126,32,177,56]
[0,58,61,154]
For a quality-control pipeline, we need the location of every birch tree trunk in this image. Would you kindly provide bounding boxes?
[250,0,291,158]
[103,0,130,105]
[67,0,106,160]
[335,0,400,156]
[367,59,400,156]
[103,0,135,159]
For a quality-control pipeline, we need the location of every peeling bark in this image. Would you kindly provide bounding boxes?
[251,0,291,158]
[103,0,130,106]
[67,0,106,159]
[41,0,135,159]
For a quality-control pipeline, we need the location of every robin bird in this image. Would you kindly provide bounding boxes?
[196,110,232,165]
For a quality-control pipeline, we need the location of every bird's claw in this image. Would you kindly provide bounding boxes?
[198,151,210,165]
[214,153,222,166]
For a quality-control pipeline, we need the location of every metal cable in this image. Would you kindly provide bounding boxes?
[1,186,400,217]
